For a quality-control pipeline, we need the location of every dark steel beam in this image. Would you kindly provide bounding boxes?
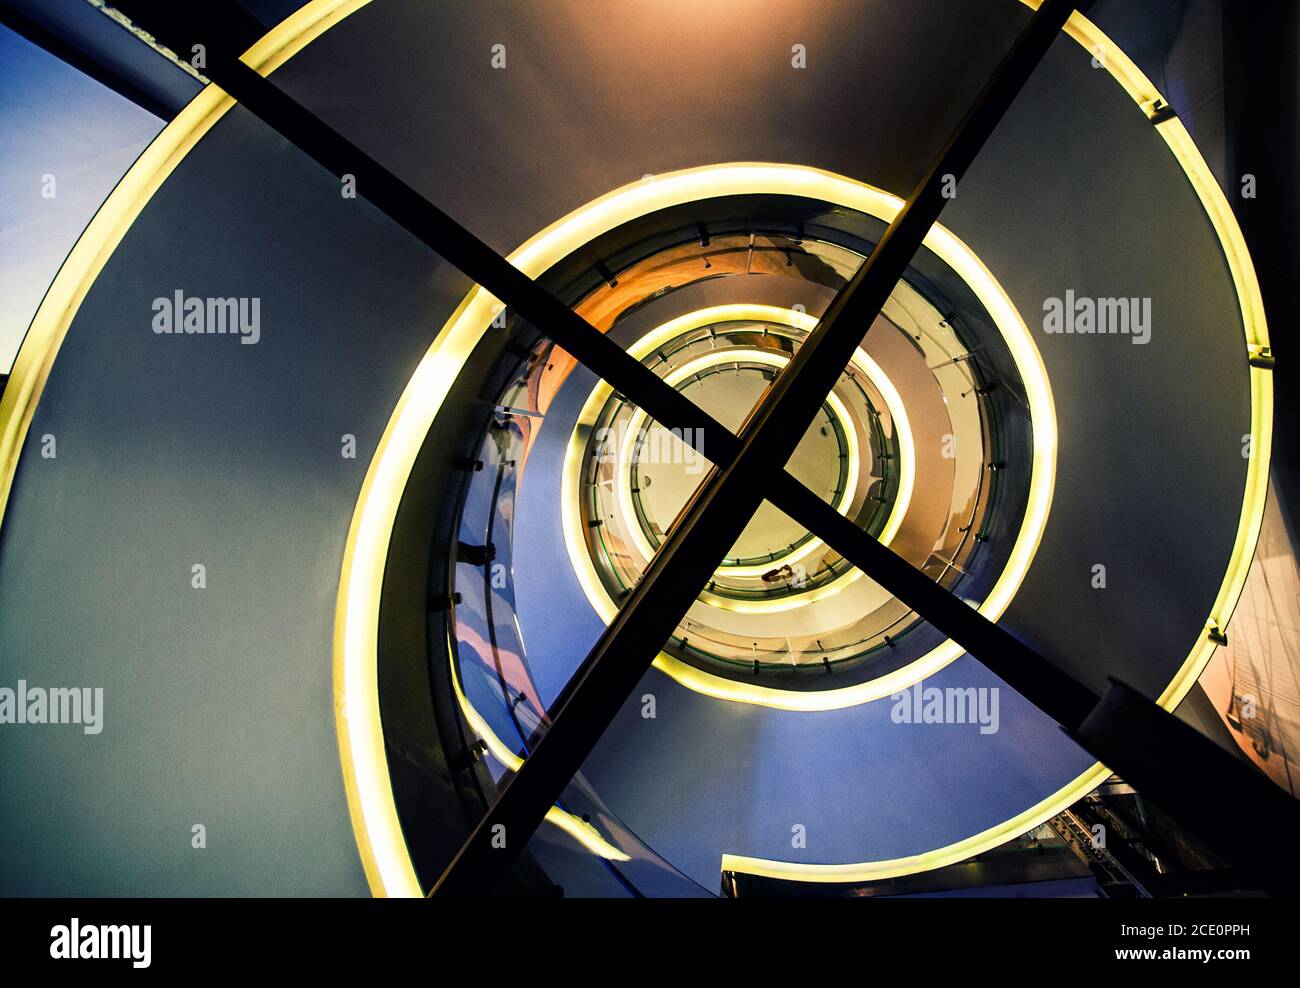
[432,0,1079,896]
[1072,681,1300,894]
[106,0,744,463]
[771,472,1099,728]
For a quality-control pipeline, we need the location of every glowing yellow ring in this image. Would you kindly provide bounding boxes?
[615,348,863,606]
[1015,1,1271,710]
[444,628,629,863]
[622,350,857,554]
[728,3,1274,883]
[537,175,1055,707]
[603,303,919,556]
[565,304,913,615]
[0,1,1267,898]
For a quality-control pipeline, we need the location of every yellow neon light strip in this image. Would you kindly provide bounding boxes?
[445,631,629,862]
[0,0,369,525]
[560,309,912,619]
[337,163,1049,891]
[727,2,1274,883]
[555,210,1052,709]
[0,0,414,891]
[613,347,865,609]
[617,349,856,558]
[569,305,898,594]
[722,762,1113,883]
[601,304,912,564]
[0,0,1266,898]
[1016,0,1274,714]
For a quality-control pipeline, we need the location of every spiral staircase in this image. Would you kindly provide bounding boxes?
[0,0,1297,897]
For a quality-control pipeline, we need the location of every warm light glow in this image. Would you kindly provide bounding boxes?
[0,0,1269,898]
[560,304,914,618]
[1017,2,1274,713]
[727,3,1274,882]
[0,0,420,896]
[444,632,630,862]
[721,762,1113,884]
[615,349,865,609]
[551,192,1055,711]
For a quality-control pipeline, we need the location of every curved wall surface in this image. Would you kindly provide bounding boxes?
[0,0,1260,894]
